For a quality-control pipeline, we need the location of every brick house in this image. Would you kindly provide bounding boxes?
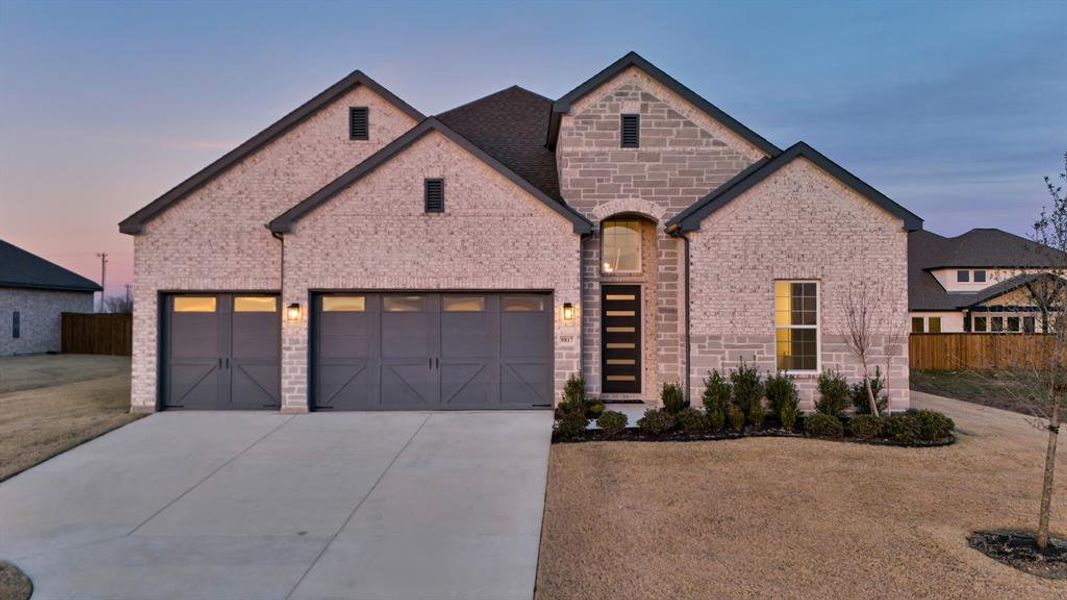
[119,52,921,413]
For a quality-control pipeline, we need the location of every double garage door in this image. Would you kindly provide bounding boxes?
[161,292,553,411]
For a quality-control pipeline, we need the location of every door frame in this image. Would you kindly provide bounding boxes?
[308,289,556,411]
[600,284,642,394]
[158,290,281,411]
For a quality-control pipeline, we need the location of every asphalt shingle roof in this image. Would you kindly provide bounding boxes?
[436,86,562,201]
[0,239,101,292]
[908,229,1067,310]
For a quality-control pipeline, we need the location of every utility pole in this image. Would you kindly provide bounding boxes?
[96,252,108,312]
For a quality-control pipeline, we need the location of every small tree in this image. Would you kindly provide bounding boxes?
[838,281,890,416]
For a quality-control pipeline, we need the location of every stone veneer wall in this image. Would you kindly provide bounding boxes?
[0,288,94,355]
[280,132,582,412]
[556,66,768,403]
[130,85,418,411]
[687,158,911,411]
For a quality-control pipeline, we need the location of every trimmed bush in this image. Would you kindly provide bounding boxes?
[913,409,955,440]
[661,382,687,414]
[748,403,766,430]
[730,360,764,422]
[885,413,922,442]
[780,401,799,431]
[675,407,708,434]
[849,415,885,440]
[596,411,628,438]
[816,369,849,417]
[637,409,676,437]
[850,367,888,415]
[728,405,745,432]
[805,412,844,437]
[702,370,731,432]
[554,408,589,440]
[587,399,605,418]
[766,371,798,418]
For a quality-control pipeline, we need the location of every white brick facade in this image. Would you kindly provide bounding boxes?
[0,288,94,355]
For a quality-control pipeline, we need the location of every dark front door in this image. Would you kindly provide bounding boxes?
[601,285,641,393]
[163,293,280,410]
[312,292,552,410]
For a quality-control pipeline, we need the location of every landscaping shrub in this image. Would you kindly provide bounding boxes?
[637,408,676,436]
[850,367,888,415]
[849,415,885,440]
[596,410,628,438]
[558,374,604,418]
[727,405,745,432]
[780,401,799,431]
[660,382,687,414]
[766,371,798,417]
[702,370,731,432]
[884,413,922,442]
[748,403,766,430]
[804,412,844,437]
[730,360,764,422]
[675,407,708,434]
[554,408,589,440]
[586,397,605,418]
[912,409,955,440]
[816,369,849,417]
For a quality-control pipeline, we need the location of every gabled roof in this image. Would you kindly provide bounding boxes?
[269,117,593,234]
[0,239,101,293]
[119,71,424,235]
[437,86,562,200]
[908,229,1067,311]
[546,51,780,156]
[666,141,924,232]
[962,272,1064,308]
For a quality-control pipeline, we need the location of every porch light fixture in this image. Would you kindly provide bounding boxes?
[563,303,574,322]
[286,303,302,321]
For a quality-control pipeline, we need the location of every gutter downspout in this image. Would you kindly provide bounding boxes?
[579,232,588,386]
[270,227,285,412]
[666,224,691,407]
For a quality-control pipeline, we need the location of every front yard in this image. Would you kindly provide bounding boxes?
[909,369,1059,416]
[536,392,1067,599]
[0,354,139,481]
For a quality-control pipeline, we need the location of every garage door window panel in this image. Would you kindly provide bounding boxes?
[174,297,217,312]
[322,296,366,312]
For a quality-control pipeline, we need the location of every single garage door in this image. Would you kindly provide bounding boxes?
[313,292,553,410]
[162,293,281,410]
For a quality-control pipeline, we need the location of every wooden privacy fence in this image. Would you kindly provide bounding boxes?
[909,333,1066,371]
[61,312,132,356]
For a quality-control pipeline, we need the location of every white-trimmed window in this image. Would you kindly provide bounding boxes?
[601,219,641,274]
[774,281,819,372]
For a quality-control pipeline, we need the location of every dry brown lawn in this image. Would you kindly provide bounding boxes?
[536,392,1067,599]
[0,354,140,481]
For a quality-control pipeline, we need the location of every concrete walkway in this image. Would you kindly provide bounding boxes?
[0,410,553,600]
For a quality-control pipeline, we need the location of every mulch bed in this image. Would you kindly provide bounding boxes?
[968,530,1067,580]
[0,561,33,600]
[553,427,956,447]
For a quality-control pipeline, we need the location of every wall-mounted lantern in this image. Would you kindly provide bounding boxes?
[562,302,575,322]
[286,303,302,321]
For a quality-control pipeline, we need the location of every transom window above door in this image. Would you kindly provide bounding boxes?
[601,219,641,274]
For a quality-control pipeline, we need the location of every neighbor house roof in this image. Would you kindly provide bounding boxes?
[908,229,1067,311]
[119,71,425,235]
[269,117,594,234]
[0,239,101,293]
[546,51,780,156]
[665,142,924,233]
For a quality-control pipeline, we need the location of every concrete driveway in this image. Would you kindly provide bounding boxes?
[0,410,553,600]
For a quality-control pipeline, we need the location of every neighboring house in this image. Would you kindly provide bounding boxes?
[0,239,101,355]
[119,52,921,414]
[909,228,1066,334]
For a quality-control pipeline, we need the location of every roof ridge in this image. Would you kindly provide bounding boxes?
[437,84,549,118]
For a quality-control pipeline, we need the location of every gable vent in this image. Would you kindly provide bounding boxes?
[425,178,444,213]
[620,114,640,148]
[349,107,369,140]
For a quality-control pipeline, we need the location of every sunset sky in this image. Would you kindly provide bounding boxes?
[1,1,1064,299]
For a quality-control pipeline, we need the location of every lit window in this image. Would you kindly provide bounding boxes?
[973,316,987,332]
[974,270,987,283]
[774,281,818,371]
[234,297,277,312]
[384,296,423,312]
[601,219,641,274]
[957,270,970,283]
[928,317,942,333]
[911,317,925,334]
[173,297,216,312]
[443,296,485,312]
[322,296,365,312]
[503,296,545,312]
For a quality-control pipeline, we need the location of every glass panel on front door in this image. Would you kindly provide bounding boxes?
[601,285,641,393]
